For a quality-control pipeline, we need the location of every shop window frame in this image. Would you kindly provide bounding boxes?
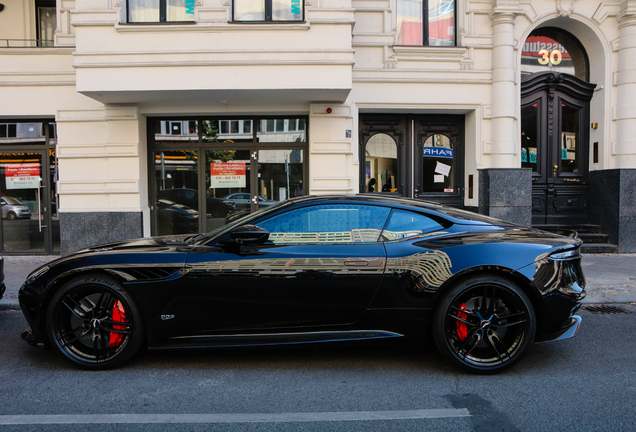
[148,116,309,236]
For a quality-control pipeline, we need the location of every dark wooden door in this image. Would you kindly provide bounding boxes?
[521,73,596,225]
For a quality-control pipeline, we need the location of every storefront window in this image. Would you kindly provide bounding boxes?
[0,121,59,254]
[149,117,307,235]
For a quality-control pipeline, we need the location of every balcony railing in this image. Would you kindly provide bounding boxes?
[0,39,55,48]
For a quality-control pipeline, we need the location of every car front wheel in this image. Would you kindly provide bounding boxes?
[46,274,144,370]
[432,274,536,374]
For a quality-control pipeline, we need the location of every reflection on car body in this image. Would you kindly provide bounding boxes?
[19,195,586,373]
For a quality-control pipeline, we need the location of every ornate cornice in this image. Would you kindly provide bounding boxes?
[557,0,576,17]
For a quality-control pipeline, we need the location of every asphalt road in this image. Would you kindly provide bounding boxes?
[1,304,635,432]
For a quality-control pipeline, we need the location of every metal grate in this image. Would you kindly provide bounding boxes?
[584,305,632,314]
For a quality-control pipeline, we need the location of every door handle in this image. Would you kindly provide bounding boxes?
[553,164,558,177]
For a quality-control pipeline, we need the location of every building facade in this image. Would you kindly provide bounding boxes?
[1,0,635,255]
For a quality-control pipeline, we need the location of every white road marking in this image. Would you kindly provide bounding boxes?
[0,409,470,425]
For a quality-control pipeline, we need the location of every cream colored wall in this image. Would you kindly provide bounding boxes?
[0,0,35,43]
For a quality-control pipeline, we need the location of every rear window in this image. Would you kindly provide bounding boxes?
[381,209,446,241]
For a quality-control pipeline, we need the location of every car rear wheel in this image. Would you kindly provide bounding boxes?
[46,274,144,370]
[7,212,16,220]
[432,274,536,374]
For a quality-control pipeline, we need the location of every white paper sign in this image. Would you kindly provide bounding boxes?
[435,162,451,177]
[434,175,445,183]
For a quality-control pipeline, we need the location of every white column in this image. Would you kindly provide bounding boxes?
[616,6,636,168]
[490,12,517,168]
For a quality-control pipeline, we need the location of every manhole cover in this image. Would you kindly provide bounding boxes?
[584,305,632,314]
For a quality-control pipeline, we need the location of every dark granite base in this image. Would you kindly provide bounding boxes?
[479,168,532,227]
[589,169,636,253]
[60,212,143,256]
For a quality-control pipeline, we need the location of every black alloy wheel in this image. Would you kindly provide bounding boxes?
[46,274,144,370]
[432,275,536,374]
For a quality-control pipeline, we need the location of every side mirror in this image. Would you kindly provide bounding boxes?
[228,224,270,245]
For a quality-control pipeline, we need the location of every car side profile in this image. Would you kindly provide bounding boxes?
[1,196,31,220]
[19,195,585,373]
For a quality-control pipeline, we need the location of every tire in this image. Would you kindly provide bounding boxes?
[7,212,16,220]
[46,273,144,370]
[432,274,536,374]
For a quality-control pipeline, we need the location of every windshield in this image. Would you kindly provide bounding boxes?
[2,196,24,205]
[194,200,292,245]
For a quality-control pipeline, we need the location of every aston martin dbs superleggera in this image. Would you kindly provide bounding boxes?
[19,195,586,373]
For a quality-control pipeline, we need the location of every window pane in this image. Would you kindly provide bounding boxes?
[258,149,304,203]
[428,0,454,46]
[167,0,196,21]
[272,0,303,21]
[365,133,398,193]
[38,7,56,47]
[258,204,391,244]
[521,103,539,172]
[561,103,580,174]
[154,150,200,236]
[421,134,455,193]
[397,0,423,45]
[381,210,445,241]
[155,120,199,144]
[234,0,265,21]
[258,118,306,142]
[129,0,160,22]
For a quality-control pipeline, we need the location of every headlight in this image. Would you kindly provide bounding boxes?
[549,249,580,260]
[26,265,49,283]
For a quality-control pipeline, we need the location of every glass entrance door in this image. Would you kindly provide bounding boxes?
[257,149,304,205]
[0,151,46,252]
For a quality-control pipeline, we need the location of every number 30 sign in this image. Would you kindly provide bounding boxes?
[537,49,563,66]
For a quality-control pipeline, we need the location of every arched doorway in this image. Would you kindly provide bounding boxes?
[520,28,596,226]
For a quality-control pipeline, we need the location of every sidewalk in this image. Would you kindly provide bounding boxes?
[1,253,635,309]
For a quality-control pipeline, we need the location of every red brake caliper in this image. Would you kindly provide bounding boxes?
[456,303,468,342]
[109,300,127,348]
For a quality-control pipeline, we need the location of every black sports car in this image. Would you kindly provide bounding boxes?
[19,195,586,373]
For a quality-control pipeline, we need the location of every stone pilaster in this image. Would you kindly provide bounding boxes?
[615,1,636,167]
[479,168,532,226]
[589,169,636,252]
[490,7,519,168]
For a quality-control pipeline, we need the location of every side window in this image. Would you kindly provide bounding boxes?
[381,209,446,241]
[257,204,391,244]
